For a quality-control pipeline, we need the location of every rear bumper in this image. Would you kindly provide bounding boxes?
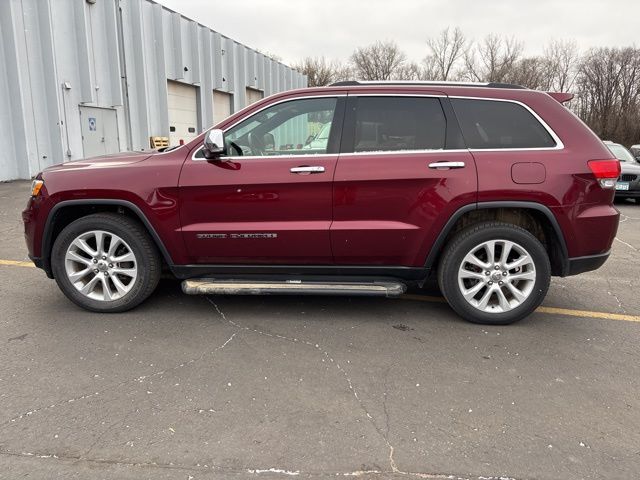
[552,203,619,267]
[566,251,610,276]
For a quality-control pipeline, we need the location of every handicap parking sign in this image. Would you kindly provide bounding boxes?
[88,117,97,131]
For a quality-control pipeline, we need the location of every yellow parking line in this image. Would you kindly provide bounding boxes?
[0,259,35,268]
[399,294,640,323]
[535,306,640,323]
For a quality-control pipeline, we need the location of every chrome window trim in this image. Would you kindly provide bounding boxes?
[345,93,564,154]
[193,153,339,161]
[448,95,565,151]
[191,94,346,161]
[339,149,469,157]
[191,93,565,160]
[343,94,448,155]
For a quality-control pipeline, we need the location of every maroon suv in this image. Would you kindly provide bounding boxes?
[23,81,621,324]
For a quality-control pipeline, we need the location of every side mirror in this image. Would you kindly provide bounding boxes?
[203,129,225,159]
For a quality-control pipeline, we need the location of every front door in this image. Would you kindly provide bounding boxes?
[179,95,345,264]
[331,94,477,266]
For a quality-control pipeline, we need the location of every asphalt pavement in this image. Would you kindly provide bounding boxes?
[1,180,639,479]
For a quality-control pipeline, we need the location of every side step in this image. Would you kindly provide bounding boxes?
[182,278,407,297]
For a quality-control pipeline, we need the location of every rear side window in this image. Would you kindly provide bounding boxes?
[451,98,556,149]
[352,97,446,152]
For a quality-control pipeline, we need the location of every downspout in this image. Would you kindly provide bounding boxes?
[115,0,133,150]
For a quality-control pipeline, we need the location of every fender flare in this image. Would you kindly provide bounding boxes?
[424,201,569,274]
[41,199,174,273]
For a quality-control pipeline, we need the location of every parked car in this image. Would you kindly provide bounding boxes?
[604,141,640,201]
[630,144,640,161]
[23,81,620,325]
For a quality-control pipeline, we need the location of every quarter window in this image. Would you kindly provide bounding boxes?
[351,97,446,152]
[451,98,556,149]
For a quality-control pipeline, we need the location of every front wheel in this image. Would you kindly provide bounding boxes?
[437,222,551,325]
[51,213,161,313]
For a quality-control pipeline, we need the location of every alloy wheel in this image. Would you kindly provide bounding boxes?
[457,239,536,313]
[64,230,138,301]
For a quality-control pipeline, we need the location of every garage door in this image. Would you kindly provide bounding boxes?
[167,81,198,146]
[213,90,233,125]
[246,87,264,106]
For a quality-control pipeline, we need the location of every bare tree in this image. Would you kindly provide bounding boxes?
[463,34,523,83]
[294,57,350,87]
[543,40,579,92]
[293,29,640,146]
[504,57,550,89]
[576,47,640,144]
[425,27,467,80]
[421,55,440,80]
[350,41,407,80]
[332,62,353,84]
[394,62,427,81]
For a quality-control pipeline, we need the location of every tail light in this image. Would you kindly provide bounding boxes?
[588,159,621,189]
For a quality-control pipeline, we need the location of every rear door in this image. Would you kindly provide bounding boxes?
[331,93,477,266]
[179,94,345,264]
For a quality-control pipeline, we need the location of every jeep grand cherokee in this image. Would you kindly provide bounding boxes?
[23,81,620,325]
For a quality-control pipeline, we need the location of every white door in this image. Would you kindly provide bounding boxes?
[167,81,198,146]
[79,106,119,159]
[213,90,233,125]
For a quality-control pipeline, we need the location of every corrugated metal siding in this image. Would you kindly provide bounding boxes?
[0,0,307,181]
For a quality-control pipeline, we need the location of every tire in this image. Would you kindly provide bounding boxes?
[437,221,551,325]
[51,213,161,313]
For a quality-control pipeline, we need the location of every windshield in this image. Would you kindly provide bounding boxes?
[607,144,636,162]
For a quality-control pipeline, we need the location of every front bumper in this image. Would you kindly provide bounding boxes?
[28,255,53,278]
[615,190,640,198]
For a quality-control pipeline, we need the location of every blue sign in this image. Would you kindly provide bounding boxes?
[88,117,97,131]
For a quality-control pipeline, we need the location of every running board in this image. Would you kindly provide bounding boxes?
[182,278,407,297]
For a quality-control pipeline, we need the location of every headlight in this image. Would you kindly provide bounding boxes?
[30,179,44,197]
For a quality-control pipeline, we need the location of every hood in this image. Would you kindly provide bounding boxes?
[44,151,153,173]
[620,161,640,175]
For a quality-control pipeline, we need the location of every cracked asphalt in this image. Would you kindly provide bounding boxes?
[1,180,639,480]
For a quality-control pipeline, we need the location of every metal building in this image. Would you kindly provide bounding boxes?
[0,0,307,181]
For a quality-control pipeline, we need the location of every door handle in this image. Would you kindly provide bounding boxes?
[290,166,325,174]
[428,161,465,169]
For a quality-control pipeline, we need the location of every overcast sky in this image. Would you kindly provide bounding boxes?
[156,0,638,65]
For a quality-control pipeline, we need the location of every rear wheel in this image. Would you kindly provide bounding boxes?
[438,222,551,325]
[51,213,161,312]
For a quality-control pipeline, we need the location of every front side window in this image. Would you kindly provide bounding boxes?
[208,97,338,158]
[351,97,446,152]
[451,98,556,149]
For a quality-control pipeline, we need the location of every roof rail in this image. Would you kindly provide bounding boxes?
[329,80,527,89]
